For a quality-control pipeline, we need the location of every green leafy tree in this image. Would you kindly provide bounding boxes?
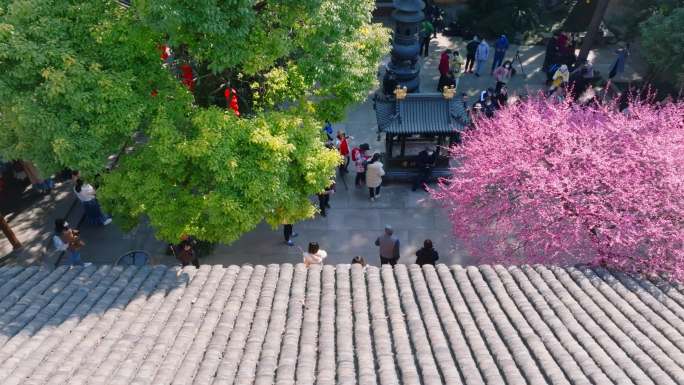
[461,0,540,38]
[640,6,684,88]
[605,0,681,39]
[0,0,389,243]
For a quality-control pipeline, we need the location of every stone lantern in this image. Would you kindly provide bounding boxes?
[384,0,425,93]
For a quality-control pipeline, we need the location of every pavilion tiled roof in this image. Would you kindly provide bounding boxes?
[374,93,469,135]
[0,263,683,385]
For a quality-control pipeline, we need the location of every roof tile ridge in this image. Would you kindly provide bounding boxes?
[1,265,136,385]
[451,265,527,385]
[43,266,180,385]
[405,264,461,384]
[0,267,64,329]
[477,265,572,385]
[128,265,214,385]
[254,264,294,385]
[381,264,421,385]
[58,266,156,385]
[293,264,322,385]
[494,265,597,385]
[422,265,485,385]
[146,266,230,385]
[543,265,668,384]
[521,265,631,384]
[366,266,401,385]
[464,265,548,385]
[350,264,377,385]
[212,265,270,384]
[565,266,684,381]
[434,264,505,385]
[0,264,99,362]
[315,264,336,385]
[596,268,684,343]
[172,265,241,385]
[274,264,308,384]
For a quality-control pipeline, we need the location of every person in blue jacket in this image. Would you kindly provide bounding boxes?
[491,34,509,73]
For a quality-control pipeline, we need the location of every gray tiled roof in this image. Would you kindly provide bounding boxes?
[0,263,683,385]
[374,93,469,135]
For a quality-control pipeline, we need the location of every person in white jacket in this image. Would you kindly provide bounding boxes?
[475,39,490,77]
[74,178,112,226]
[365,153,385,202]
[303,242,327,267]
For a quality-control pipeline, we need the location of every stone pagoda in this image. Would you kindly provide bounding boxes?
[384,0,425,93]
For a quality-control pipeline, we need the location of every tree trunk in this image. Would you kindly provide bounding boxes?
[0,215,22,250]
[577,0,611,63]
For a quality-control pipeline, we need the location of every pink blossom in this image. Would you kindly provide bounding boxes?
[432,96,684,280]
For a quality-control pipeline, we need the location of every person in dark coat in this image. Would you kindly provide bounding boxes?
[176,239,199,268]
[496,85,509,109]
[383,72,398,97]
[437,71,456,92]
[542,33,559,73]
[317,183,334,217]
[412,146,438,191]
[415,239,439,266]
[465,36,480,73]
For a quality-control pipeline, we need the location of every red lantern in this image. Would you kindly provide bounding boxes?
[224,87,240,116]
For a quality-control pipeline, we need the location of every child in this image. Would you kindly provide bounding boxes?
[303,242,327,267]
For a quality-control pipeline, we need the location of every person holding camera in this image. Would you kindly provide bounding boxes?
[53,218,87,266]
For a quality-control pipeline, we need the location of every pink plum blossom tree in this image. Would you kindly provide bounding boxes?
[432,96,684,280]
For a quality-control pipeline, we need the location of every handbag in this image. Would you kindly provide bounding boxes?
[392,239,401,261]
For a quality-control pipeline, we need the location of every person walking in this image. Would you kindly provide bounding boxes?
[542,32,559,72]
[317,183,334,217]
[303,242,327,267]
[419,19,434,57]
[437,49,451,91]
[491,34,509,73]
[352,143,370,187]
[609,44,630,79]
[465,36,479,73]
[375,225,400,266]
[475,39,490,77]
[74,178,112,226]
[283,223,298,246]
[415,239,439,266]
[450,50,465,91]
[438,49,451,77]
[323,121,334,142]
[53,219,87,266]
[493,60,513,93]
[336,130,351,173]
[365,153,385,202]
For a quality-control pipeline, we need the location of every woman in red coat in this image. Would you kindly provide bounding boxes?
[438,49,451,77]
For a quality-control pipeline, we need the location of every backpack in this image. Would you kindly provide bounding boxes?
[351,147,361,162]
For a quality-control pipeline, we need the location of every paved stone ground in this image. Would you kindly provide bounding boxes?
[1,34,643,267]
